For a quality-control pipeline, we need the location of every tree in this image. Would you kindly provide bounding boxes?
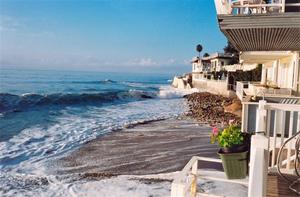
[196,44,203,58]
[223,41,239,64]
[203,53,210,57]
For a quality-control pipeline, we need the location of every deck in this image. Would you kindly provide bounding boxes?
[267,173,299,197]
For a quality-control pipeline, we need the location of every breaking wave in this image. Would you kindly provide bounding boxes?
[70,79,117,84]
[0,90,156,113]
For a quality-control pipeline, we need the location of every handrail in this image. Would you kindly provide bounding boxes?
[171,156,247,197]
[215,0,289,15]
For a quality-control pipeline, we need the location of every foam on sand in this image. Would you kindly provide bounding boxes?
[0,170,247,197]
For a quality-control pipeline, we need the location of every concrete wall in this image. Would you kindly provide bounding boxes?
[172,76,192,90]
[192,79,236,97]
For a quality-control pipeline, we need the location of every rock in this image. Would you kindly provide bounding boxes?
[184,92,241,126]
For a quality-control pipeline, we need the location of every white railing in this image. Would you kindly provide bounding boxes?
[240,82,294,98]
[171,100,300,197]
[170,156,247,197]
[262,88,293,96]
[246,100,300,196]
[214,0,299,15]
[236,81,248,100]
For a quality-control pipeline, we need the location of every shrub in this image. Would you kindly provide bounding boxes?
[210,125,244,148]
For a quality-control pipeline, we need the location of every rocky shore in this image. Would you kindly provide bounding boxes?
[184,92,241,126]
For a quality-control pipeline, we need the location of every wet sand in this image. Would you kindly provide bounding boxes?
[56,117,221,176]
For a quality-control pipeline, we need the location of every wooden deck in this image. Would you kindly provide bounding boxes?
[267,173,299,197]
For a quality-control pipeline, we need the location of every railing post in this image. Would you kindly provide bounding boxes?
[249,100,269,197]
[282,0,286,12]
[191,160,198,197]
[256,100,267,134]
[242,103,248,133]
[248,137,269,197]
[171,180,186,197]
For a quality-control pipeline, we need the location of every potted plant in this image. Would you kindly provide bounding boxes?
[211,124,249,179]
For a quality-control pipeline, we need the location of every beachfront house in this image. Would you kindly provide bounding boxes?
[236,51,300,100]
[191,52,235,96]
[191,52,233,82]
[190,52,258,96]
[171,1,300,196]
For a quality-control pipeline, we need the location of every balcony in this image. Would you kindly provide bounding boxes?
[215,0,300,15]
[214,0,300,51]
[171,101,300,197]
[236,81,296,101]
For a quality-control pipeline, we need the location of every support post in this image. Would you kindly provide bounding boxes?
[191,160,198,197]
[171,181,186,197]
[261,66,267,85]
[272,60,278,85]
[248,139,269,197]
[256,100,267,134]
[249,100,269,197]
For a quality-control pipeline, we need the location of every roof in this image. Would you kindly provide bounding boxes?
[191,56,200,63]
[202,52,233,60]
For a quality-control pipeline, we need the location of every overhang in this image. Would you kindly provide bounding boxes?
[218,13,300,51]
[240,51,294,64]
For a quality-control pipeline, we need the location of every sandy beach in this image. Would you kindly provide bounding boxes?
[50,116,248,197]
[56,117,221,176]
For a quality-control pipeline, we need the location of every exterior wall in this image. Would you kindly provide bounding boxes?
[261,52,300,93]
[192,79,236,97]
[192,62,202,72]
[192,73,205,81]
[210,58,231,72]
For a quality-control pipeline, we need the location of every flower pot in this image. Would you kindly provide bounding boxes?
[221,144,247,153]
[218,150,248,179]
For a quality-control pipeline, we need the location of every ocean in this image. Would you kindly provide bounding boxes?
[0,68,192,196]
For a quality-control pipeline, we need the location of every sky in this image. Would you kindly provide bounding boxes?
[0,0,227,73]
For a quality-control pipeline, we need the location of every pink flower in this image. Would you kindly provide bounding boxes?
[212,127,218,136]
[229,119,235,125]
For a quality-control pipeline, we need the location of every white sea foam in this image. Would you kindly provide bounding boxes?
[0,98,186,174]
[0,85,205,196]
[0,170,247,197]
[158,85,199,99]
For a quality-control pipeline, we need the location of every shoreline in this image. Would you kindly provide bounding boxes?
[53,91,238,177]
[54,117,222,176]
[41,91,247,196]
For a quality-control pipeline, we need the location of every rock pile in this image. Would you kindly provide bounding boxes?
[184,92,241,126]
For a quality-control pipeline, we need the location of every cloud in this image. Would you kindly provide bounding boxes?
[183,59,192,65]
[0,15,24,32]
[0,15,55,38]
[124,57,185,67]
[166,58,176,64]
[127,58,158,66]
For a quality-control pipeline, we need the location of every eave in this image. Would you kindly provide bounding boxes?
[217,13,300,51]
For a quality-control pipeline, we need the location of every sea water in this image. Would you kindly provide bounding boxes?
[0,68,193,196]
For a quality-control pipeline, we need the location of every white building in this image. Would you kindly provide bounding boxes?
[172,0,300,196]
[191,52,233,82]
[237,51,300,98]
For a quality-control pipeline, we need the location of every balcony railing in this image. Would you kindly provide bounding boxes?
[171,101,300,197]
[215,0,300,15]
[236,81,295,100]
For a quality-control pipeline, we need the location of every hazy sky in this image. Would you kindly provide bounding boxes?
[0,0,227,73]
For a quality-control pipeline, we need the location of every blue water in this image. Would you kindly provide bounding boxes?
[0,68,188,196]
